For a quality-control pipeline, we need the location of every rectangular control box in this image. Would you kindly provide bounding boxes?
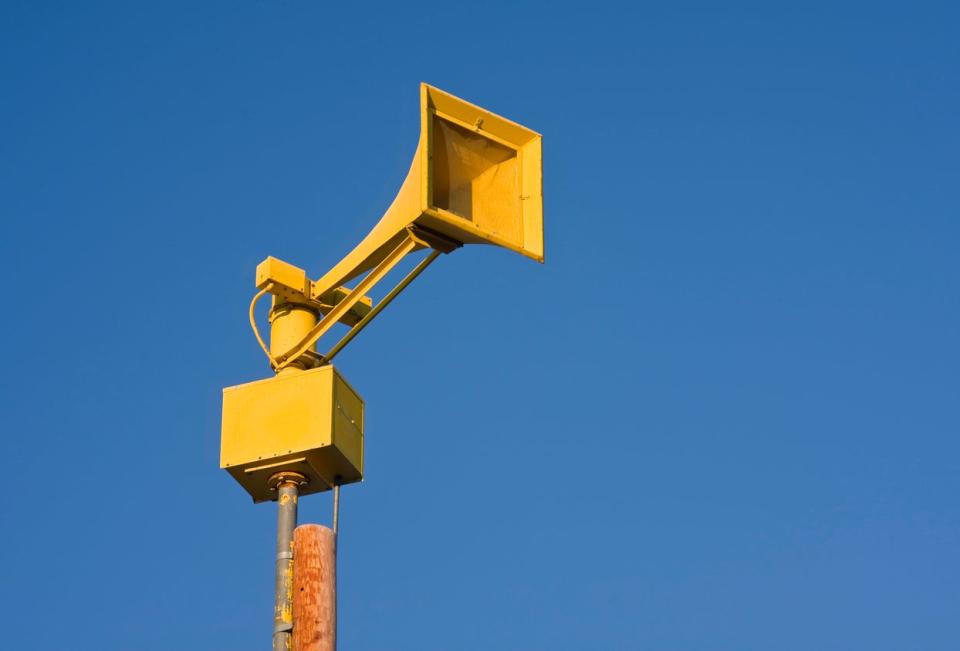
[221,365,364,503]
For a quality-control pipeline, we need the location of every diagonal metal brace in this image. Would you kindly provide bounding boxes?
[323,249,442,363]
[273,229,421,371]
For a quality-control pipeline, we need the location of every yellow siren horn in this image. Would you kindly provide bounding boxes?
[225,83,544,506]
[311,83,543,300]
[252,83,543,373]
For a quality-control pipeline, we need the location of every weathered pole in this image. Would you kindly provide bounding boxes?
[292,524,337,651]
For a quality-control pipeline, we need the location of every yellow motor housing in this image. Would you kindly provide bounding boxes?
[221,365,364,502]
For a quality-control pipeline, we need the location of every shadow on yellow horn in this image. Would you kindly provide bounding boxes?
[310,83,543,302]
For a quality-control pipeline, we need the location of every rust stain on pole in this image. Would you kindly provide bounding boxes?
[293,524,336,651]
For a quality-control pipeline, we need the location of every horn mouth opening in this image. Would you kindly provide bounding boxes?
[430,115,522,247]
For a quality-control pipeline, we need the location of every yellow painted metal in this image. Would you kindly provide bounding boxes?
[269,301,318,373]
[256,256,372,326]
[271,229,421,372]
[246,84,542,369]
[323,249,442,363]
[221,365,364,503]
[310,83,544,303]
[221,83,542,503]
[256,256,311,301]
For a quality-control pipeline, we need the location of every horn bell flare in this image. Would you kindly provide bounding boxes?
[312,84,543,301]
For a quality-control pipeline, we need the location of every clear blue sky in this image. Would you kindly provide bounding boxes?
[2,2,958,649]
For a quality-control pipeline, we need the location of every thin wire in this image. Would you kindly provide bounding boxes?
[332,485,340,538]
[332,483,340,651]
[248,285,276,367]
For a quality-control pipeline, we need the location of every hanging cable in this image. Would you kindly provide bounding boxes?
[248,284,276,367]
[332,484,340,538]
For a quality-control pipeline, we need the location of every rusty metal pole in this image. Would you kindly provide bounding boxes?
[271,472,306,651]
[292,524,337,651]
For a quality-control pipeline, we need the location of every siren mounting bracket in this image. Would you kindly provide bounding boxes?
[251,225,461,371]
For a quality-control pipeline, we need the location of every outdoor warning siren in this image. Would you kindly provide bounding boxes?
[222,83,544,504]
[220,83,544,649]
[246,83,544,376]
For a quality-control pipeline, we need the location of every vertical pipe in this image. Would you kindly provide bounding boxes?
[267,296,315,649]
[292,525,337,651]
[273,480,301,651]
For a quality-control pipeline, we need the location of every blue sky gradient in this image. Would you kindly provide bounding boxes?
[2,1,958,649]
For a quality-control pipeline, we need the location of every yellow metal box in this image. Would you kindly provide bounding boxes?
[221,365,364,502]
